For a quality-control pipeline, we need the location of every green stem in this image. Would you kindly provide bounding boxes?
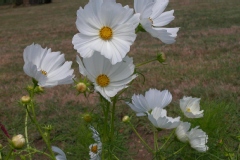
[166,144,187,159]
[110,96,117,141]
[28,148,53,159]
[24,108,32,160]
[153,127,159,152]
[129,122,154,154]
[27,86,56,160]
[5,148,13,160]
[159,129,175,150]
[136,58,157,68]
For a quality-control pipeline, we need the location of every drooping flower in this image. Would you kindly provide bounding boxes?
[52,146,67,160]
[76,53,137,102]
[72,0,140,64]
[89,143,102,160]
[23,43,74,87]
[89,126,101,143]
[148,107,180,129]
[180,96,204,118]
[89,126,102,160]
[187,126,209,152]
[134,0,179,44]
[175,121,191,143]
[175,122,209,152]
[126,89,172,116]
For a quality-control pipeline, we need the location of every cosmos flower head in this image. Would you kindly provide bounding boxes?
[23,43,74,88]
[180,96,204,118]
[126,89,172,116]
[148,107,180,129]
[72,0,140,64]
[77,52,137,102]
[134,0,179,44]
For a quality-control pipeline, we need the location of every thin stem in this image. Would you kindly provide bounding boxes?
[166,144,187,159]
[25,108,32,160]
[159,129,175,150]
[110,96,117,141]
[136,58,157,68]
[129,122,153,154]
[153,127,159,152]
[28,148,53,159]
[5,148,13,160]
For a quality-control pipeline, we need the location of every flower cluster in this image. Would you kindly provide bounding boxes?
[127,89,208,152]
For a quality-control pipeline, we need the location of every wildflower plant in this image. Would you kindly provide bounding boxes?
[1,0,214,160]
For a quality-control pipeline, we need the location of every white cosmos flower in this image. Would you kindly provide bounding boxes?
[72,0,140,64]
[180,96,204,118]
[148,107,180,129]
[89,126,101,143]
[126,89,172,116]
[187,126,209,152]
[134,0,179,44]
[89,143,102,160]
[52,146,67,160]
[23,43,74,87]
[76,52,137,102]
[175,121,191,143]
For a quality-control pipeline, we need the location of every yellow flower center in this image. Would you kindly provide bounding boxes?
[96,74,110,87]
[41,70,47,76]
[99,26,113,40]
[186,107,191,112]
[91,145,98,153]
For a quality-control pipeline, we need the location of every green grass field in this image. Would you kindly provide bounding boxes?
[0,0,239,159]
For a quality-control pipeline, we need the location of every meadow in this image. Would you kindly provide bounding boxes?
[0,0,239,159]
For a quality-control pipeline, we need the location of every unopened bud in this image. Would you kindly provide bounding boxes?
[83,113,92,123]
[122,116,130,123]
[26,85,34,91]
[157,52,166,63]
[12,134,25,149]
[0,143,2,149]
[76,82,87,93]
[34,86,44,93]
[21,96,31,104]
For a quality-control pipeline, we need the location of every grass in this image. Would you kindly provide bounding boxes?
[0,0,239,159]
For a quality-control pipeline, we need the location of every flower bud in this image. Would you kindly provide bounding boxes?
[12,134,25,149]
[83,113,92,123]
[34,86,44,93]
[0,143,3,149]
[122,116,130,123]
[21,96,31,104]
[76,82,87,93]
[26,85,34,91]
[157,52,166,63]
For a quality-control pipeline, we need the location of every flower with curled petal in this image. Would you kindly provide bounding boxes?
[77,52,137,102]
[148,107,180,129]
[23,43,74,88]
[180,96,204,118]
[188,126,209,152]
[126,89,172,116]
[134,0,179,44]
[175,121,191,143]
[72,0,140,64]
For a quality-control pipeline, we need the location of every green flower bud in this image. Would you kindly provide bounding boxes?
[34,86,44,93]
[122,116,130,123]
[0,143,3,149]
[21,96,31,104]
[76,82,87,93]
[12,134,25,149]
[157,52,166,63]
[83,113,92,123]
